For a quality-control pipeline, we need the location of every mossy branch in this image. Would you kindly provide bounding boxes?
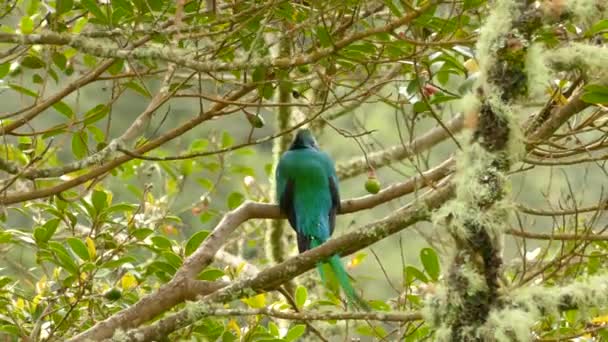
[427,1,546,340]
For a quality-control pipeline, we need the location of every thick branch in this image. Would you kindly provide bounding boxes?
[138,307,423,322]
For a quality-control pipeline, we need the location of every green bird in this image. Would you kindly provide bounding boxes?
[275,129,369,310]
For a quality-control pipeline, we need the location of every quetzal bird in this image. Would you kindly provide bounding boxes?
[275,129,369,310]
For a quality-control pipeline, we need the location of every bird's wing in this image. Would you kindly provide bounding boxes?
[328,175,340,236]
[279,178,312,252]
[278,177,297,230]
[322,151,340,237]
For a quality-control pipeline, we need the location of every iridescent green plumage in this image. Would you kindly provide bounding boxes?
[275,129,368,310]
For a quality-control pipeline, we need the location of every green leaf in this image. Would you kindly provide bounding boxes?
[252,66,266,83]
[0,231,12,244]
[42,218,60,242]
[9,84,37,97]
[106,203,137,214]
[111,5,129,22]
[587,251,602,274]
[148,261,177,276]
[125,80,151,98]
[581,92,608,104]
[384,0,402,16]
[231,165,255,177]
[56,0,74,15]
[91,190,108,212]
[72,17,88,33]
[413,101,429,113]
[20,16,34,34]
[227,192,244,209]
[346,42,377,55]
[71,131,88,159]
[112,0,133,13]
[295,285,307,309]
[268,321,280,337]
[315,26,331,47]
[107,59,124,75]
[26,0,40,15]
[132,228,154,240]
[161,251,183,268]
[21,55,45,69]
[587,19,608,36]
[260,83,274,100]
[221,331,238,342]
[48,242,79,274]
[221,131,234,148]
[0,325,21,336]
[284,325,306,342]
[32,74,43,84]
[88,126,105,143]
[584,84,608,93]
[151,236,172,249]
[199,211,215,223]
[597,328,608,341]
[83,54,97,67]
[83,104,109,125]
[67,238,90,261]
[404,265,428,284]
[198,268,225,281]
[34,227,47,244]
[185,230,210,256]
[368,300,391,311]
[0,63,10,79]
[356,325,387,338]
[0,276,13,289]
[420,247,440,281]
[81,0,108,23]
[196,178,213,190]
[190,138,208,152]
[53,101,74,118]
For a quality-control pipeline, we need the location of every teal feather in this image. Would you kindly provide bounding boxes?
[276,129,369,311]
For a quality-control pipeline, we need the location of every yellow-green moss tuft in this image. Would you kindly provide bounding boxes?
[564,0,607,25]
[475,0,521,82]
[482,308,536,341]
[544,43,608,78]
[525,43,552,100]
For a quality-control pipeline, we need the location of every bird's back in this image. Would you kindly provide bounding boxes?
[276,148,334,241]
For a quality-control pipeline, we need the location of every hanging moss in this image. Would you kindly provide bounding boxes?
[525,43,552,99]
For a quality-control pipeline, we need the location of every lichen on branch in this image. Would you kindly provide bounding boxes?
[425,0,544,340]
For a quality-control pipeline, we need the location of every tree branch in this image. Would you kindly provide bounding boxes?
[140,307,423,322]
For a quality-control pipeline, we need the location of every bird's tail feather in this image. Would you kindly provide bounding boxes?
[311,237,369,311]
[327,255,370,311]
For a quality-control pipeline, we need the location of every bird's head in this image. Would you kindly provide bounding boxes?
[289,129,318,150]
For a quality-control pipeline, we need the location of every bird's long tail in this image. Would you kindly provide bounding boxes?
[312,240,370,311]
